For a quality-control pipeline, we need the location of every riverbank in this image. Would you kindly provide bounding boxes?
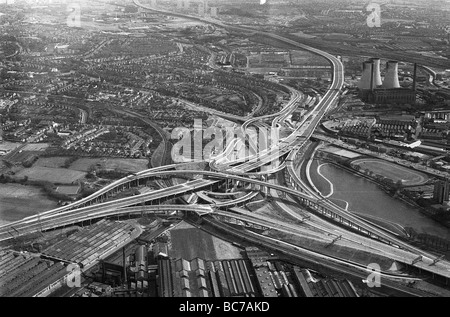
[307,156,450,246]
[327,159,450,231]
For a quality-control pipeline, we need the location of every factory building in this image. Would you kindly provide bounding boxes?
[156,256,258,297]
[358,59,417,105]
[370,88,417,104]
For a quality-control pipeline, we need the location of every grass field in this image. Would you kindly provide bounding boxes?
[69,158,149,173]
[0,141,20,152]
[169,221,242,260]
[0,184,57,222]
[34,157,71,168]
[353,159,428,186]
[8,151,36,163]
[22,143,49,151]
[15,167,86,184]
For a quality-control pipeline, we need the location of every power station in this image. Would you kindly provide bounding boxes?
[358,58,417,105]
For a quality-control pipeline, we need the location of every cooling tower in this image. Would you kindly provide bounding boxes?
[382,61,401,88]
[358,61,374,90]
[370,58,383,87]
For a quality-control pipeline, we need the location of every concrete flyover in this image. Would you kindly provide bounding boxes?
[1,167,449,281]
[1,204,213,242]
[2,164,444,267]
[0,161,199,230]
[204,215,438,293]
[0,168,389,246]
[196,189,260,208]
[0,178,218,241]
[114,169,450,262]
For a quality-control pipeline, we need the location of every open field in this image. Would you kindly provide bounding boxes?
[0,184,57,222]
[34,157,71,168]
[22,143,49,151]
[169,221,242,260]
[352,158,428,186]
[0,141,21,152]
[15,167,86,183]
[69,158,149,173]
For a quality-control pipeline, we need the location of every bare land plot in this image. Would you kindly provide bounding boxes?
[169,222,242,260]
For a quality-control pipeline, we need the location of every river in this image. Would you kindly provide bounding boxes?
[308,159,450,240]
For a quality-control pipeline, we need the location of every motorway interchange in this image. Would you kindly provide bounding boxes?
[1,1,450,295]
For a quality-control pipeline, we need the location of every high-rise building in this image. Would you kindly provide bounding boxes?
[433,180,450,204]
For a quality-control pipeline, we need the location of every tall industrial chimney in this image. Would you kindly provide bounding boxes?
[370,58,383,87]
[412,63,418,91]
[358,61,374,90]
[382,61,400,89]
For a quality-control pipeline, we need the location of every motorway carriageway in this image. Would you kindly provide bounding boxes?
[0,178,217,241]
